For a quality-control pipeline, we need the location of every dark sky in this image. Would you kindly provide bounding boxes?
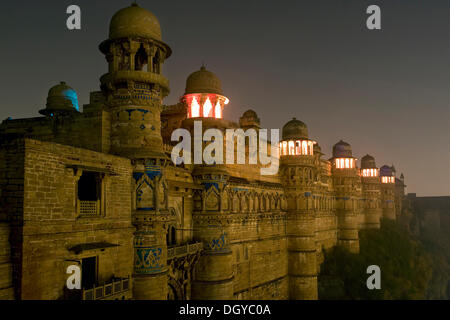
[1,0,450,196]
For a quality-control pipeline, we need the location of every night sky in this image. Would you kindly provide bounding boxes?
[1,0,450,196]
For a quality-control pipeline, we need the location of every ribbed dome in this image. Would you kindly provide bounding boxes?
[380,165,393,177]
[333,140,352,158]
[361,154,376,169]
[109,4,162,41]
[185,66,223,95]
[39,82,79,116]
[282,118,308,140]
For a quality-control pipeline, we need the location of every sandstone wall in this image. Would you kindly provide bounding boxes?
[230,214,288,299]
[0,111,111,154]
[8,139,134,299]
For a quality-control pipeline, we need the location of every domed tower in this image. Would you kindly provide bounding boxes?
[380,165,396,220]
[279,118,318,300]
[180,66,234,300]
[331,140,361,253]
[99,3,171,159]
[180,66,233,156]
[182,66,229,120]
[39,82,80,116]
[99,4,172,300]
[239,109,260,130]
[360,155,382,229]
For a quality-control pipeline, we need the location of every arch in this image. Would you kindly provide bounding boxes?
[135,43,148,71]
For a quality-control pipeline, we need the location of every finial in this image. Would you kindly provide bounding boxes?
[200,61,206,71]
[131,1,138,7]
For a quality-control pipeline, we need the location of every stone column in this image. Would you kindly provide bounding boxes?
[288,213,318,300]
[337,208,360,253]
[133,225,168,300]
[191,224,233,300]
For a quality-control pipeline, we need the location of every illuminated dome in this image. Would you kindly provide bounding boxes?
[282,118,308,140]
[332,140,352,158]
[185,66,223,95]
[361,154,376,169]
[39,82,79,116]
[109,4,162,41]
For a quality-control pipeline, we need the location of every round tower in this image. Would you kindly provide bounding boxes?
[182,66,229,120]
[99,3,171,159]
[360,154,382,229]
[99,4,173,300]
[279,118,318,300]
[239,109,260,130]
[331,140,361,253]
[179,67,234,299]
[380,165,396,220]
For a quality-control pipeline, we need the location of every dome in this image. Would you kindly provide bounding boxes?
[361,154,376,169]
[282,118,308,140]
[185,66,223,95]
[240,109,260,128]
[109,4,162,41]
[380,165,393,177]
[39,82,79,116]
[332,140,352,158]
[243,109,258,118]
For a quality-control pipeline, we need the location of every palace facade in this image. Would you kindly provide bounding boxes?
[0,4,406,300]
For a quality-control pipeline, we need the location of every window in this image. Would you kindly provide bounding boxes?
[166,226,177,246]
[288,141,295,155]
[203,98,213,117]
[134,44,148,71]
[190,97,200,118]
[82,257,97,290]
[215,101,222,119]
[77,171,102,216]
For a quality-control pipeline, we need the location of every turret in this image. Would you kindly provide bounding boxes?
[380,165,396,220]
[360,155,382,229]
[331,140,361,253]
[99,3,173,300]
[39,82,80,117]
[280,118,318,300]
[182,66,229,120]
[99,3,171,159]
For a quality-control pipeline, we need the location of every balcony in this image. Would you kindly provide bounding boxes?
[167,242,203,260]
[82,276,131,300]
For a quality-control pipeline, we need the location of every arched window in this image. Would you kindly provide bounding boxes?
[134,44,148,71]
[203,97,213,117]
[288,141,295,155]
[308,141,313,155]
[191,97,200,118]
[215,101,222,119]
[295,141,301,155]
[302,141,308,155]
[282,141,287,155]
